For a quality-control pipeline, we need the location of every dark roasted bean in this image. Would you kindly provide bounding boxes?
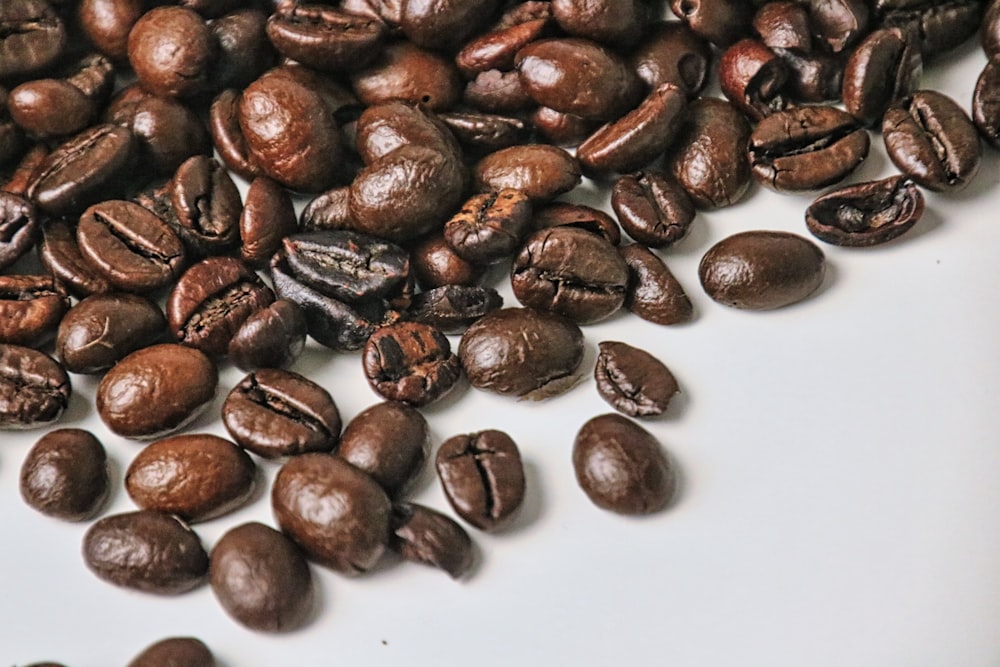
[266,3,386,72]
[973,58,1000,148]
[611,170,695,248]
[338,400,429,497]
[240,176,297,268]
[390,502,474,578]
[126,637,215,667]
[618,243,693,326]
[532,202,621,245]
[56,293,166,374]
[228,299,307,371]
[630,21,713,98]
[473,144,581,202]
[410,233,485,290]
[169,155,242,256]
[842,28,922,127]
[438,112,531,156]
[436,430,525,532]
[444,189,532,265]
[127,6,215,99]
[350,41,462,111]
[594,341,679,418]
[20,428,108,521]
[0,344,70,429]
[0,0,67,79]
[0,191,38,272]
[669,0,752,48]
[362,321,461,407]
[0,275,68,347]
[406,285,504,334]
[805,175,925,246]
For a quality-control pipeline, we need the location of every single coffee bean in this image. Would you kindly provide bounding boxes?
[300,185,353,233]
[805,175,925,246]
[595,341,679,418]
[228,299,307,371]
[96,343,217,439]
[210,522,314,633]
[809,0,871,53]
[444,189,532,265]
[511,226,628,324]
[350,40,462,111]
[406,285,504,334]
[20,428,109,521]
[669,0,752,48]
[463,68,534,114]
[618,243,693,326]
[240,176,297,268]
[209,88,263,182]
[718,38,789,121]
[455,4,551,77]
[573,413,677,515]
[0,344,70,429]
[630,20,713,98]
[0,0,67,79]
[169,155,242,256]
[266,3,386,72]
[610,170,695,248]
[773,47,844,104]
[531,202,621,245]
[7,53,114,139]
[529,106,601,147]
[37,219,112,298]
[753,1,813,50]
[127,6,215,99]
[210,7,275,91]
[362,321,461,407]
[699,230,826,310]
[272,452,391,575]
[749,105,870,192]
[337,400,429,497]
[0,274,68,347]
[473,144,581,202]
[882,90,982,192]
[399,0,500,50]
[125,433,256,523]
[842,27,922,127]
[458,307,584,400]
[126,637,215,667]
[973,58,1000,148]
[390,502,474,579]
[0,191,36,271]
[56,293,166,374]
[551,0,649,45]
[438,112,531,155]
[82,510,208,594]
[222,368,342,459]
[354,100,460,167]
[78,0,144,61]
[436,430,526,532]
[410,233,485,289]
[879,0,983,59]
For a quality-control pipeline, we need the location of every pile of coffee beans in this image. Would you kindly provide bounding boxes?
[3,0,999,661]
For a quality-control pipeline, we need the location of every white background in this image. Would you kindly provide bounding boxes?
[4,17,1000,667]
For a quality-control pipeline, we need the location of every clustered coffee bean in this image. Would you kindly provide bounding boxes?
[4,0,1000,657]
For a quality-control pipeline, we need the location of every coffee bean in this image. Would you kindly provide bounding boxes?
[228,299,307,371]
[610,170,695,248]
[805,175,925,246]
[266,3,386,72]
[125,433,256,523]
[436,430,526,532]
[406,285,504,334]
[532,202,621,245]
[272,452,391,575]
[300,185,353,233]
[0,274,68,347]
[410,233,485,290]
[809,0,871,53]
[595,341,679,418]
[669,0,752,48]
[82,510,208,594]
[973,58,1000,148]
[529,106,601,147]
[718,38,789,121]
[0,0,67,79]
[474,145,581,203]
[390,502,474,578]
[399,0,500,50]
[126,637,214,667]
[878,0,983,59]
[362,321,461,407]
[463,68,534,114]
[458,307,584,400]
[753,1,813,50]
[37,219,112,298]
[338,400,429,497]
[842,27,922,127]
[699,230,826,310]
[56,293,166,374]
[455,4,551,78]
[96,343,217,440]
[222,368,342,459]
[573,413,677,515]
[127,6,214,99]
[350,40,462,111]
[8,54,114,139]
[773,47,844,104]
[630,20,713,97]
[551,0,650,45]
[210,8,275,91]
[240,176,297,268]
[169,155,242,256]
[438,112,531,155]
[444,189,532,264]
[20,428,108,521]
[618,243,693,326]
[984,0,1000,58]
[0,344,70,430]
[210,522,314,633]
[78,0,144,61]
[209,88,262,182]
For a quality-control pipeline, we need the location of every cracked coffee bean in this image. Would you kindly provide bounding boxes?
[805,175,925,246]
[595,341,679,418]
[362,321,462,407]
[611,170,695,249]
[0,274,68,347]
[390,502,474,579]
[444,189,532,265]
[0,344,71,430]
[169,155,242,256]
[56,293,166,374]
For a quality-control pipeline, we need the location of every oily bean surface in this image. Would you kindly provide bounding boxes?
[805,176,925,247]
[337,400,429,498]
[20,428,109,521]
[0,344,71,430]
[362,321,462,407]
[56,293,166,374]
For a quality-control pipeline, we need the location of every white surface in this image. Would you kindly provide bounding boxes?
[4,33,1000,667]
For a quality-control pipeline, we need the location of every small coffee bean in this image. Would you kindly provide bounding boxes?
[56,293,166,374]
[718,38,789,121]
[842,27,922,127]
[443,189,532,264]
[272,452,391,575]
[127,6,214,99]
[0,191,37,271]
[169,155,242,256]
[618,243,693,326]
[125,433,256,523]
[0,274,68,347]
[438,112,531,155]
[96,343,217,439]
[406,285,504,334]
[300,185,353,233]
[573,413,677,515]
[805,175,925,246]
[610,170,695,248]
[228,299,307,371]
[532,202,621,245]
[127,637,215,667]
[0,0,67,79]
[210,522,314,633]
[266,3,386,72]
[82,510,208,594]
[630,20,713,97]
[390,502,474,579]
[459,307,584,400]
[436,430,526,532]
[595,341,679,418]
[699,230,826,310]
[455,4,551,77]
[337,400,429,497]
[350,40,462,111]
[20,428,108,521]
[410,233,485,289]
[240,176,297,269]
[0,344,71,430]
[362,321,461,407]
[222,368,342,459]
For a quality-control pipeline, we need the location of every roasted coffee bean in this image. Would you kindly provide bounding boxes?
[210,522,314,633]
[266,3,385,72]
[57,293,165,374]
[399,0,500,50]
[166,257,274,357]
[630,21,713,98]
[516,38,641,120]
[169,155,242,256]
[272,452,391,575]
[699,230,826,310]
[984,0,1000,58]
[718,38,788,121]
[27,124,134,216]
[82,510,208,594]
[209,88,262,182]
[37,219,111,298]
[882,90,982,192]
[0,0,67,79]
[20,428,109,521]
[878,0,984,59]
[222,368,341,459]
[78,0,145,61]
[338,400,429,497]
[808,0,871,53]
[126,434,256,523]
[595,341,679,418]
[211,8,274,91]
[436,429,525,532]
[180,0,242,18]
[512,226,628,324]
[551,0,649,44]
[973,58,1000,148]
[339,0,404,26]
[573,413,677,515]
[7,53,114,139]
[805,175,925,246]
[350,41,462,111]
[458,307,584,400]
[127,6,214,99]
[390,502,474,578]
[473,144,581,202]
[127,637,215,667]
[463,68,534,114]
[618,243,693,326]
[0,274,67,347]
[577,83,689,176]
[842,28,922,127]
[438,112,531,155]
[228,299,307,371]
[455,8,551,77]
[362,321,461,407]
[669,0,752,48]
[355,101,460,166]
[0,344,70,429]
[240,176,296,268]
[749,106,870,192]
[283,231,410,305]
[772,47,844,104]
[663,97,751,209]
[530,106,601,147]
[444,189,532,265]
[531,202,621,245]
[753,0,813,50]
[96,343,217,439]
[611,170,695,248]
[410,233,485,289]
[300,185,353,233]
[406,285,504,334]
